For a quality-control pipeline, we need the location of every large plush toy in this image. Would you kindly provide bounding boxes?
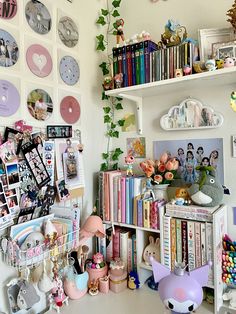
[151,257,211,314]
[189,166,223,207]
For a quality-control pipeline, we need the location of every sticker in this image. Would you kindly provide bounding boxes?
[0,0,17,19]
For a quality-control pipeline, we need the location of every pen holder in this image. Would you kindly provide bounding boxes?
[99,276,109,294]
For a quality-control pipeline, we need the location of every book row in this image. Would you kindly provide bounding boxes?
[97,226,137,273]
[112,39,198,88]
[163,215,214,286]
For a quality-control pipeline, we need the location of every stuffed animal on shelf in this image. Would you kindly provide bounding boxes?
[223,289,236,308]
[128,271,140,290]
[143,236,160,265]
[189,166,224,207]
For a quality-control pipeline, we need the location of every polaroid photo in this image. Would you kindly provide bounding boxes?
[17,207,35,224]
[0,141,17,164]
[47,125,72,139]
[56,178,70,201]
[3,127,23,155]
[6,162,20,189]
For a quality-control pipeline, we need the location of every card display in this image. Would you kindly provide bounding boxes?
[26,44,53,77]
[27,88,53,121]
[43,140,55,186]
[60,96,80,124]
[25,0,51,35]
[0,80,20,116]
[0,0,17,19]
[59,56,80,86]
[47,125,72,139]
[19,160,37,194]
[21,141,50,189]
[0,29,19,67]
[58,16,78,48]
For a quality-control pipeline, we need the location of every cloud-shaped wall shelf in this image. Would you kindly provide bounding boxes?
[160,98,223,131]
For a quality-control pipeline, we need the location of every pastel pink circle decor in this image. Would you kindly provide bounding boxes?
[26,44,52,78]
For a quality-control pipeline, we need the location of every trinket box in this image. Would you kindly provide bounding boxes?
[109,270,127,293]
[109,258,125,276]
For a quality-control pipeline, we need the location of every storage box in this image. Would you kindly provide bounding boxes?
[109,259,125,276]
[86,264,108,282]
[109,270,127,293]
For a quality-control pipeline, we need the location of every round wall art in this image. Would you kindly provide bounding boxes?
[0,0,17,19]
[58,16,79,48]
[0,29,19,67]
[59,56,80,86]
[0,80,20,116]
[27,89,53,121]
[60,96,80,124]
[26,44,52,77]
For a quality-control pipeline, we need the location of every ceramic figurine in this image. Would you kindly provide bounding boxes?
[114,73,123,89]
[205,59,216,71]
[183,64,192,75]
[215,59,224,69]
[88,279,99,296]
[115,18,125,47]
[175,68,183,78]
[124,155,135,176]
[128,271,140,290]
[193,61,206,73]
[224,56,235,67]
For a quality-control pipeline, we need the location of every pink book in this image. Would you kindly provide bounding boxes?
[117,176,122,223]
[104,172,110,221]
[121,176,126,223]
[113,227,121,258]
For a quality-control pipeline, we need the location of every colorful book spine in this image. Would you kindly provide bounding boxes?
[137,197,143,227]
[125,177,130,224]
[127,235,133,272]
[170,218,176,270]
[206,222,214,285]
[195,222,201,267]
[169,46,174,79]
[131,44,136,85]
[187,220,195,271]
[121,176,126,223]
[176,219,182,263]
[113,175,119,222]
[129,177,134,224]
[161,49,165,80]
[134,42,140,85]
[117,47,123,75]
[106,227,113,262]
[200,222,207,265]
[181,220,188,267]
[122,45,128,87]
[139,41,145,84]
[120,229,129,270]
[154,50,161,81]
[112,47,119,77]
[163,215,171,269]
[133,194,141,226]
[143,198,151,228]
[98,171,105,220]
[150,200,158,229]
[144,40,158,83]
[126,44,133,86]
[113,227,121,258]
[150,51,155,82]
[117,176,122,223]
[132,233,137,271]
[104,172,110,221]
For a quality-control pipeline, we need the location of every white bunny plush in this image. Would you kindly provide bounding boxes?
[142,236,160,265]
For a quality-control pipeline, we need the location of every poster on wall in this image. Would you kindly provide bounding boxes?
[153,138,224,184]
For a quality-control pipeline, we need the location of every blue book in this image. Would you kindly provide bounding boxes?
[139,41,145,85]
[144,40,158,83]
[131,44,136,85]
[122,45,128,87]
[131,233,137,271]
[125,177,130,224]
[137,198,143,227]
[129,177,134,224]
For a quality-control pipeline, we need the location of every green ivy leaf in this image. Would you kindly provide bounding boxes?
[112,130,119,138]
[114,147,123,155]
[102,153,109,159]
[111,122,116,129]
[118,119,125,126]
[102,91,109,100]
[96,34,106,51]
[112,163,118,170]
[113,30,117,35]
[116,97,123,101]
[115,102,123,110]
[112,9,120,17]
[96,34,104,41]
[103,106,111,114]
[112,0,121,8]
[96,16,106,26]
[99,62,109,75]
[104,115,112,123]
[101,9,108,16]
[100,163,108,171]
[113,22,118,29]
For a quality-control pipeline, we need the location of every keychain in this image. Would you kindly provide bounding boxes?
[65,139,77,179]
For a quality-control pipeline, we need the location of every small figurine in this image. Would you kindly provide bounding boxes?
[193,61,205,73]
[124,154,135,176]
[175,68,183,78]
[114,72,123,89]
[103,76,113,90]
[205,59,216,71]
[215,59,224,69]
[128,271,140,290]
[88,279,99,296]
[115,18,125,47]
[183,64,192,75]
[230,91,236,112]
[224,56,235,67]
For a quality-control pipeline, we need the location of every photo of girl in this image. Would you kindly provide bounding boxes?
[196,146,204,165]
[201,157,210,167]
[209,150,219,169]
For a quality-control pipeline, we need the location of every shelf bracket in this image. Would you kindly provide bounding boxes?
[118,94,143,135]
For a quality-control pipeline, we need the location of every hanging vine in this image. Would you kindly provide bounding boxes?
[96,0,125,171]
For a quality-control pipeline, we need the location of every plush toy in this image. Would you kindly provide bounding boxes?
[20,232,44,251]
[17,281,40,310]
[223,288,236,308]
[128,271,140,290]
[143,236,160,265]
[189,166,223,207]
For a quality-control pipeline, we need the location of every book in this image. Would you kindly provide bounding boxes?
[200,222,207,265]
[127,234,133,272]
[125,177,130,224]
[176,219,182,263]
[129,177,134,224]
[131,43,136,85]
[106,226,113,262]
[134,42,140,85]
[170,218,176,270]
[113,174,120,222]
[181,220,188,267]
[163,215,171,269]
[206,222,214,285]
[120,229,130,270]
[117,47,123,75]
[139,41,145,84]
[137,196,143,227]
[165,208,214,222]
[113,227,121,258]
[104,172,110,221]
[144,40,158,83]
[126,44,133,86]
[99,230,106,260]
[108,171,121,222]
[195,222,201,267]
[132,233,137,271]
[117,176,122,223]
[150,50,155,82]
[112,47,119,77]
[150,200,165,230]
[122,45,128,87]
[187,220,195,271]
[143,197,151,228]
[121,176,126,223]
[133,194,141,226]
[98,171,105,219]
[154,49,161,81]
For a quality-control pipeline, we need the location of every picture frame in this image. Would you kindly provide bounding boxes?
[3,127,23,156]
[212,40,236,59]
[47,125,72,139]
[198,27,235,61]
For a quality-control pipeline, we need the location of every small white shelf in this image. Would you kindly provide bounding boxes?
[103,221,160,233]
[105,67,236,134]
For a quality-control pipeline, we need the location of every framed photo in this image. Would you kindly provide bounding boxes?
[47,125,72,139]
[17,207,35,224]
[198,27,235,61]
[212,40,236,59]
[3,127,23,155]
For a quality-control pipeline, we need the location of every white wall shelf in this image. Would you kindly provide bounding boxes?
[105,67,236,134]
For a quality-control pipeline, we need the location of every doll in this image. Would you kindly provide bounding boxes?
[116,18,125,47]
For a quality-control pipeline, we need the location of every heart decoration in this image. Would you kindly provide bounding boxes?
[26,44,52,78]
[32,53,47,71]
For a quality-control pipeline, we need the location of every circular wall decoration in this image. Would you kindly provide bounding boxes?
[0,0,17,19]
[0,29,19,67]
[26,44,52,77]
[25,0,51,35]
[60,96,81,124]
[59,56,80,86]
[27,89,53,121]
[58,16,79,48]
[0,80,20,116]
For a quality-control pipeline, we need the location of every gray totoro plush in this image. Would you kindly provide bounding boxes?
[17,281,40,310]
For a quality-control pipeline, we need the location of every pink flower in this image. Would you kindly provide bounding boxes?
[160,152,168,163]
[158,164,166,173]
[165,160,175,171]
[154,174,163,183]
[164,172,174,180]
